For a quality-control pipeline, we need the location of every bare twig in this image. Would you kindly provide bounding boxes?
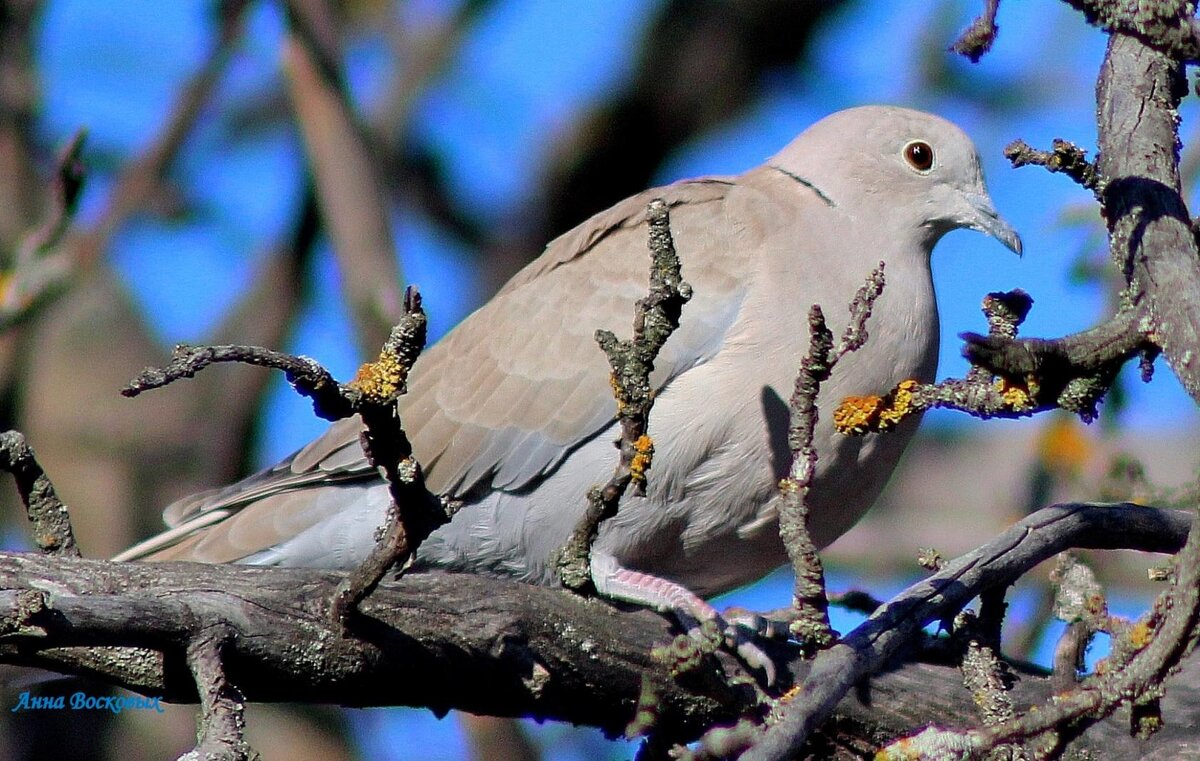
[0,130,87,329]
[951,0,1002,62]
[556,199,692,591]
[122,344,355,421]
[1005,137,1102,194]
[123,287,445,625]
[75,0,250,267]
[0,0,43,244]
[0,430,78,557]
[778,263,885,649]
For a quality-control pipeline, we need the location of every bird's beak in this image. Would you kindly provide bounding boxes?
[960,192,1022,256]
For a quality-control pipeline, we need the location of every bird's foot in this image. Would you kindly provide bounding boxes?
[721,606,793,641]
[594,560,781,686]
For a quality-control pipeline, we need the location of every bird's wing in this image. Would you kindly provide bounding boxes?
[137,177,752,558]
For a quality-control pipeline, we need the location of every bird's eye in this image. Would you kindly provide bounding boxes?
[903,140,934,172]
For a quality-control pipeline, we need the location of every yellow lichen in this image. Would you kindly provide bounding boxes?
[836,379,924,434]
[875,738,916,761]
[608,372,627,414]
[833,395,885,434]
[877,379,919,428]
[348,351,406,401]
[629,434,654,482]
[1129,620,1155,649]
[997,376,1034,410]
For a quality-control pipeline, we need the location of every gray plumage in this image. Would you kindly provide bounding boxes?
[116,106,1020,615]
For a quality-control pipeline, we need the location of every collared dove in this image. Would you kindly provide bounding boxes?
[116,106,1019,638]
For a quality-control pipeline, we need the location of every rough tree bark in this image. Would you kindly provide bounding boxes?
[5,2,1200,760]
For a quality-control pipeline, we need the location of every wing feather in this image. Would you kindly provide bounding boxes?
[130,176,750,561]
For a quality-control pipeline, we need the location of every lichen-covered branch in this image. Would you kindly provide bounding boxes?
[1097,33,1200,398]
[742,502,1192,761]
[123,286,446,626]
[1005,137,1102,194]
[556,199,692,591]
[332,287,445,625]
[1062,0,1200,61]
[777,263,885,650]
[834,290,1150,435]
[953,609,1029,761]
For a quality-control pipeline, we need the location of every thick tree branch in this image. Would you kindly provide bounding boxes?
[1062,0,1200,61]
[1097,32,1200,400]
[0,503,1186,757]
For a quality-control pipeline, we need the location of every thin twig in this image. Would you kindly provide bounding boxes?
[122,344,354,421]
[0,129,87,329]
[123,287,444,626]
[778,263,885,649]
[283,0,404,352]
[76,0,250,267]
[951,0,1002,62]
[332,287,446,626]
[556,199,692,591]
[0,430,78,557]
[1005,137,1102,195]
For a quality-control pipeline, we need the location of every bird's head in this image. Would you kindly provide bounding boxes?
[769,106,1022,256]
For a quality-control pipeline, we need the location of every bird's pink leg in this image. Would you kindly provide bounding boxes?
[591,554,778,685]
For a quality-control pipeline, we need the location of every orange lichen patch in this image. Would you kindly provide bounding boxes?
[835,379,923,434]
[348,351,407,401]
[877,379,919,427]
[608,372,627,413]
[630,434,655,482]
[778,685,802,703]
[833,394,886,434]
[1129,620,1155,649]
[875,738,915,761]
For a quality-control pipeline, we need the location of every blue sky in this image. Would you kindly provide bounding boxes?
[37,0,1200,471]
[30,1,1192,757]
